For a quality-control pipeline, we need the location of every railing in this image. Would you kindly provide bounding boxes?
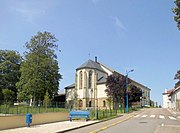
[88,106,121,120]
[0,101,68,115]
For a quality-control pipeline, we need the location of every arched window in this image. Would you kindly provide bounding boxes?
[79,71,83,89]
[103,100,106,107]
[84,71,87,88]
[89,101,92,107]
[79,100,83,107]
[89,70,92,88]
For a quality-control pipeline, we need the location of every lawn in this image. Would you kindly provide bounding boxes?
[0,104,69,115]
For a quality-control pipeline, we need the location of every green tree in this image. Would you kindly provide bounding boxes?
[2,89,15,104]
[43,90,50,110]
[73,92,79,110]
[105,73,131,110]
[172,0,180,29]
[106,96,112,111]
[0,50,22,101]
[16,31,62,106]
[174,70,180,88]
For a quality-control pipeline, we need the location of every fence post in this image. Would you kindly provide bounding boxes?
[27,105,29,114]
[39,105,40,113]
[17,105,18,115]
[5,104,7,114]
[97,108,99,120]
[53,103,55,112]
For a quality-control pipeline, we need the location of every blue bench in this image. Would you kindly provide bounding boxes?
[69,110,90,121]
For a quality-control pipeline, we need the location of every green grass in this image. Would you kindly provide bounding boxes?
[0,104,69,115]
[89,109,122,120]
[128,106,140,112]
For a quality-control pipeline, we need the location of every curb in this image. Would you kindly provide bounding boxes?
[89,108,147,133]
[56,115,123,133]
[89,115,134,133]
[57,109,146,133]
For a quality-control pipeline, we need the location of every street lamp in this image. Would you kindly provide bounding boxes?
[125,69,134,113]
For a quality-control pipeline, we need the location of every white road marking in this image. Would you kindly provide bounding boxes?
[159,115,165,119]
[150,115,155,118]
[134,115,140,118]
[168,116,176,120]
[172,112,176,115]
[142,115,148,118]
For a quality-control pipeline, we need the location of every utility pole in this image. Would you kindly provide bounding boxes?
[125,69,134,113]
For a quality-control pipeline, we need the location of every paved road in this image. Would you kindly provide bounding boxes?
[65,108,180,133]
[99,108,180,133]
[65,109,145,133]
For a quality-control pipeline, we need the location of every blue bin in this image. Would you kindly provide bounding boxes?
[26,114,32,127]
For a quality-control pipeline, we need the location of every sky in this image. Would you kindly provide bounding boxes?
[0,0,180,105]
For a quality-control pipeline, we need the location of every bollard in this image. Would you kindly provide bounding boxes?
[26,114,32,127]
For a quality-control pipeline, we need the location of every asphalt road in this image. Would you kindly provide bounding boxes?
[65,108,180,133]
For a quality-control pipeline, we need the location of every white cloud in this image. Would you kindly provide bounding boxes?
[14,8,44,24]
[10,0,52,24]
[114,16,127,31]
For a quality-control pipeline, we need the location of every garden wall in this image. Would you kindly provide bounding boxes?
[0,112,69,130]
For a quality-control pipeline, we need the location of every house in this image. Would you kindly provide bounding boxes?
[162,86,180,111]
[65,57,151,109]
[169,86,180,111]
[162,89,173,108]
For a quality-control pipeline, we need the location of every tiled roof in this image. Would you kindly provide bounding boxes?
[64,83,75,89]
[167,89,173,94]
[76,59,106,73]
[169,86,180,96]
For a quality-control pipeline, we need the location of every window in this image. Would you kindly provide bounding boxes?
[79,100,83,107]
[89,70,92,88]
[84,71,87,88]
[89,101,92,107]
[79,71,83,89]
[103,100,106,107]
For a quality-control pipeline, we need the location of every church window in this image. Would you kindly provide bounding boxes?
[84,71,87,88]
[79,71,83,89]
[89,70,92,88]
[103,100,106,107]
[89,101,92,107]
[79,100,83,107]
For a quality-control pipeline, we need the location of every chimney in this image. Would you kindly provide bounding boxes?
[165,88,167,93]
[95,56,97,63]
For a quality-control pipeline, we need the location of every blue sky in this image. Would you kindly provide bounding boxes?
[0,0,180,105]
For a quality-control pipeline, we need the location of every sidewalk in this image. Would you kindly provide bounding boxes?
[0,109,145,133]
[166,108,180,119]
[0,120,99,133]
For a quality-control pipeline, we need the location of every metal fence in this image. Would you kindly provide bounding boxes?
[0,100,140,120]
[92,109,118,120]
[0,101,67,115]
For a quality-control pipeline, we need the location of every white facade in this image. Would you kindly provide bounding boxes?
[162,87,180,111]
[162,89,171,108]
[170,87,180,111]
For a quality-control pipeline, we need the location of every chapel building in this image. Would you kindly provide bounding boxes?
[65,57,151,109]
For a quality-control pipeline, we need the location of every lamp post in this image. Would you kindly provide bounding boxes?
[125,69,134,113]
